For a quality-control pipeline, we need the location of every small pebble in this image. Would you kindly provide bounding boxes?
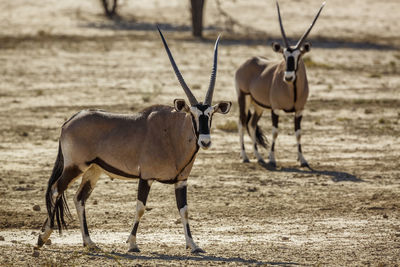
[0,236,4,241]
[33,205,41,211]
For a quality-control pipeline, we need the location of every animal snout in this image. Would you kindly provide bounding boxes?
[198,134,212,149]
[200,140,211,148]
[284,71,295,83]
[284,76,294,82]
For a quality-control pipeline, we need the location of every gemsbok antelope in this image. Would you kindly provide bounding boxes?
[35,27,231,253]
[235,1,325,168]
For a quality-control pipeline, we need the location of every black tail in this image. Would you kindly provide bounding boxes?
[245,110,268,149]
[45,142,72,234]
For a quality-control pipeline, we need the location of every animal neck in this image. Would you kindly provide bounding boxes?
[295,58,307,87]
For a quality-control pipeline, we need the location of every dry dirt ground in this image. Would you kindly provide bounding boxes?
[0,0,399,266]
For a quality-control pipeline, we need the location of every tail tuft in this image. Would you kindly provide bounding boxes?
[245,110,268,149]
[255,125,268,148]
[45,142,71,234]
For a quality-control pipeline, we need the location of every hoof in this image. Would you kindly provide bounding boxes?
[84,244,100,252]
[301,162,313,170]
[36,236,45,248]
[191,247,205,254]
[128,247,140,253]
[257,159,266,165]
[268,161,277,168]
[242,158,250,163]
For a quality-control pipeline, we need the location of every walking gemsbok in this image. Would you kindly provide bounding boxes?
[235,1,325,168]
[35,27,231,253]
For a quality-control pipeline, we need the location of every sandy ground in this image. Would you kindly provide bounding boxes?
[0,0,399,266]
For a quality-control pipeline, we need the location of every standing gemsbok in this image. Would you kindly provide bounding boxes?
[235,1,325,168]
[35,27,231,253]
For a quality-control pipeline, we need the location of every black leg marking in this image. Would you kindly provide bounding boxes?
[271,142,275,152]
[175,185,187,210]
[295,115,302,132]
[128,179,152,253]
[82,209,89,236]
[238,92,248,126]
[254,143,258,152]
[186,224,192,239]
[272,111,279,128]
[77,181,93,237]
[137,179,151,205]
[130,222,139,236]
[77,182,92,204]
[37,236,45,247]
[250,111,262,130]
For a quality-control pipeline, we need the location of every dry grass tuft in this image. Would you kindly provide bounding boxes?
[217,120,238,132]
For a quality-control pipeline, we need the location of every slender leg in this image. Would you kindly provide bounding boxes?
[37,166,82,249]
[268,110,279,167]
[127,179,152,252]
[175,180,204,253]
[295,111,309,168]
[238,92,250,162]
[248,106,265,163]
[73,165,101,249]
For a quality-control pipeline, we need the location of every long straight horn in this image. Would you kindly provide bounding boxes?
[204,35,221,105]
[295,2,326,49]
[157,26,198,106]
[276,1,289,48]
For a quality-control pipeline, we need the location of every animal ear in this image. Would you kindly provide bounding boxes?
[213,101,232,114]
[301,42,311,53]
[272,42,283,53]
[174,99,190,113]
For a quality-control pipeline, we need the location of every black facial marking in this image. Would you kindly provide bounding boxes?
[198,115,210,135]
[286,56,295,71]
[194,104,209,112]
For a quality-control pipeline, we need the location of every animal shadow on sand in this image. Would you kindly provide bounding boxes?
[259,162,363,183]
[81,250,300,266]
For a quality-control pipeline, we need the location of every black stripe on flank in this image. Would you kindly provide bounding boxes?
[86,158,140,179]
[86,145,199,184]
[250,96,271,109]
